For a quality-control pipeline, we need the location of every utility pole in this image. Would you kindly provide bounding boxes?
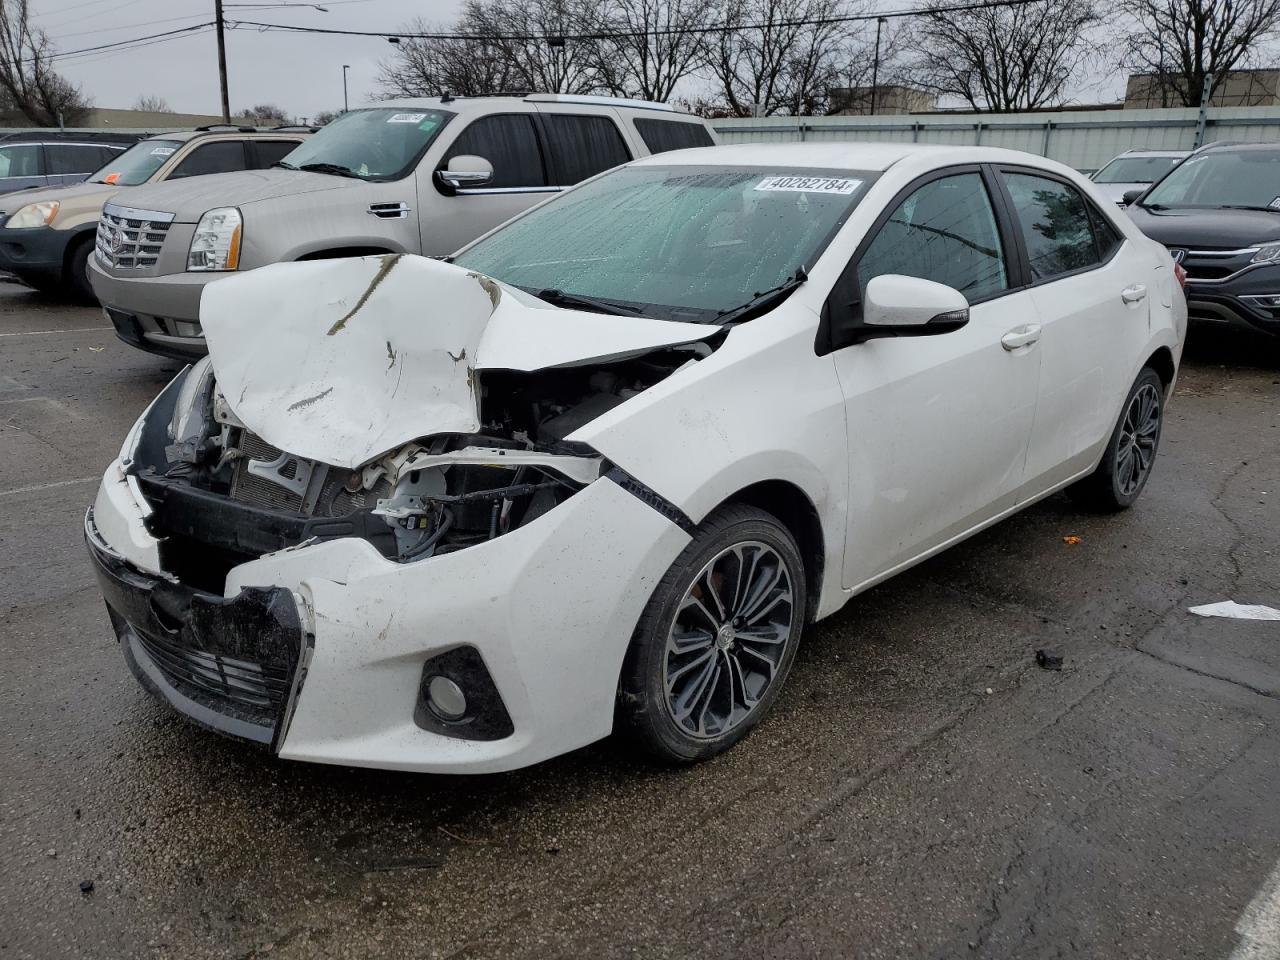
[215,0,231,123]
[869,17,886,116]
[343,64,350,113]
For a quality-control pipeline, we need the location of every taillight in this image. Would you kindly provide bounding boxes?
[1173,262,1187,290]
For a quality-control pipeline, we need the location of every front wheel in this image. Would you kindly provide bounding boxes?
[1067,367,1165,511]
[67,236,97,304]
[617,504,806,763]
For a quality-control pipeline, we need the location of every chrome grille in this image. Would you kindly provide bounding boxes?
[95,202,176,270]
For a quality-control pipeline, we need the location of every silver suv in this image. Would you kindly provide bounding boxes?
[88,94,717,360]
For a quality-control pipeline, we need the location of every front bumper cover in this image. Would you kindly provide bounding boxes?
[0,225,72,285]
[88,259,213,360]
[86,509,309,746]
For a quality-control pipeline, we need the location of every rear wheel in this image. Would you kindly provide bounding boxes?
[66,236,96,304]
[617,504,806,763]
[1066,367,1165,511]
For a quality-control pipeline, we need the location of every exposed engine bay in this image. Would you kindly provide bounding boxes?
[131,343,711,592]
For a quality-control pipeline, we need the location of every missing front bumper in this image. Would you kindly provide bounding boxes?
[86,509,309,747]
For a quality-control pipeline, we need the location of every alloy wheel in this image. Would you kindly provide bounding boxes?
[662,541,795,739]
[1116,382,1161,496]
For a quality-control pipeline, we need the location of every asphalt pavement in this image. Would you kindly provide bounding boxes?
[1,282,1278,959]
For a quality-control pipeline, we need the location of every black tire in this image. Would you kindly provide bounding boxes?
[66,236,96,304]
[1066,366,1166,512]
[617,503,806,764]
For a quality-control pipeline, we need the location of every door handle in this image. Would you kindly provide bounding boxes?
[1121,284,1147,304]
[1001,323,1042,351]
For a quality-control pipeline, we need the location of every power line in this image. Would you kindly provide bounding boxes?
[225,0,1047,43]
[43,22,217,63]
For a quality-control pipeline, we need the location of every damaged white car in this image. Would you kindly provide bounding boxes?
[86,144,1186,772]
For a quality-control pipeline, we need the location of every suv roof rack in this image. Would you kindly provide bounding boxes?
[194,124,258,132]
[523,93,680,113]
[270,124,318,132]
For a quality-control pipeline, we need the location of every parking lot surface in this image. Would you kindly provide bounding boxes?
[1,283,1278,959]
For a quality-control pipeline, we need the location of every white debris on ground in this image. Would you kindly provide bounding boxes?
[1188,601,1280,622]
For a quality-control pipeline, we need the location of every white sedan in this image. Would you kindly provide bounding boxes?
[86,143,1186,772]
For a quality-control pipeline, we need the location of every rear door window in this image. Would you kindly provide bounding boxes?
[440,114,546,189]
[169,141,249,179]
[540,114,631,185]
[249,139,300,169]
[634,118,714,155]
[1001,172,1101,280]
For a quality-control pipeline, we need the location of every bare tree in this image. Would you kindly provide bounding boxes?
[594,0,717,102]
[313,109,341,125]
[709,0,858,117]
[0,0,89,125]
[910,0,1103,112]
[378,18,521,97]
[1120,0,1280,106]
[462,0,610,94]
[241,103,290,124]
[133,95,172,113]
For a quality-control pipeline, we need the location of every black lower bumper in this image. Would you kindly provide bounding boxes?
[104,307,209,363]
[85,509,308,747]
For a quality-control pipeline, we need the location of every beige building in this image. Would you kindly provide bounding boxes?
[828,85,937,116]
[1125,69,1280,108]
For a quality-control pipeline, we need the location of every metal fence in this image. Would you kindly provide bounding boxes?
[711,106,1280,171]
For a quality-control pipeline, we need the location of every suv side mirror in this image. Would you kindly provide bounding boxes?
[436,154,493,192]
[1121,189,1143,206]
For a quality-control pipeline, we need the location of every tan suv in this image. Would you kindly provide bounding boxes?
[87,94,717,360]
[0,126,311,301]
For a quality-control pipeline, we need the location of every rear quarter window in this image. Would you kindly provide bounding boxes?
[634,118,715,155]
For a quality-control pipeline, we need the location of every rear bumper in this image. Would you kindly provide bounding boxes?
[86,509,309,746]
[88,259,213,359]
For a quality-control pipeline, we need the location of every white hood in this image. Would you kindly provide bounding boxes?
[200,254,717,468]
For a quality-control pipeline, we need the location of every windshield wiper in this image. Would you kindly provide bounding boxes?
[715,267,808,324]
[298,161,362,179]
[1218,204,1280,213]
[272,160,297,170]
[534,288,642,316]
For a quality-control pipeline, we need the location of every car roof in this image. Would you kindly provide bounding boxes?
[1114,149,1189,157]
[1200,140,1280,153]
[142,126,312,145]
[373,94,701,119]
[625,142,1065,173]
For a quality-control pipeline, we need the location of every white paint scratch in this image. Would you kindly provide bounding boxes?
[0,326,111,338]
[1230,859,1280,960]
[0,476,96,498]
[1189,601,1280,622]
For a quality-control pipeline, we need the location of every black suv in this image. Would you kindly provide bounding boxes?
[1125,142,1280,337]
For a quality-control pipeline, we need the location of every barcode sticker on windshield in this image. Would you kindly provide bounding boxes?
[1270,196,1280,209]
[755,176,862,194]
[387,113,428,123]
[149,147,175,157]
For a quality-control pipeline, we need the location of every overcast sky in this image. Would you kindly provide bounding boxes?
[37,0,1136,121]
[36,0,465,121]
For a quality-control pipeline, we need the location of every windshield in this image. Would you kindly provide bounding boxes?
[278,107,453,181]
[1093,155,1182,185]
[89,139,181,186]
[1142,149,1280,209]
[454,165,873,322]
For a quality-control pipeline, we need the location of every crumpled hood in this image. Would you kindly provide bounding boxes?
[113,168,349,222]
[200,254,719,468]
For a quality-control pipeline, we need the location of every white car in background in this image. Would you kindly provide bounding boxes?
[1091,148,1189,205]
[86,143,1186,773]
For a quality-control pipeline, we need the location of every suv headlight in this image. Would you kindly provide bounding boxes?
[187,207,242,271]
[1251,241,1280,263]
[5,200,59,228]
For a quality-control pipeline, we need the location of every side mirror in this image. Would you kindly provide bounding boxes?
[859,274,970,338]
[436,154,493,192]
[1121,189,1143,206]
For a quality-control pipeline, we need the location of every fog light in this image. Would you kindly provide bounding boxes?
[426,675,467,721]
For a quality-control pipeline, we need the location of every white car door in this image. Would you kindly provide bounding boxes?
[829,169,1043,590]
[995,168,1154,494]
